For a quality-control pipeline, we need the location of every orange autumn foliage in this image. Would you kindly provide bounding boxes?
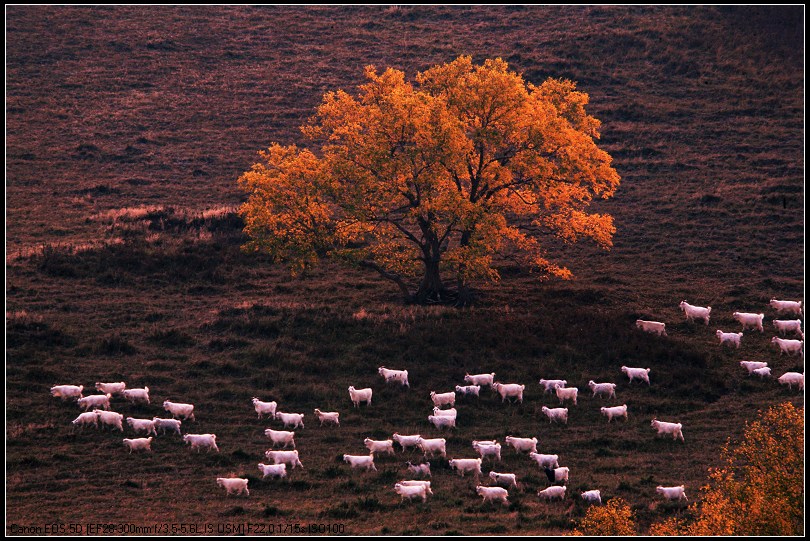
[239,56,620,304]
[572,498,637,536]
[649,402,804,536]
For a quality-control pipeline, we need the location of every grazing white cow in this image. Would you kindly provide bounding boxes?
[378,367,409,387]
[476,486,509,505]
[636,319,667,336]
[529,452,559,469]
[406,461,431,477]
[504,436,537,454]
[275,412,305,429]
[343,454,377,472]
[418,438,447,458]
[538,485,566,501]
[95,382,126,395]
[252,398,277,420]
[464,373,495,387]
[492,382,524,403]
[96,411,124,431]
[778,372,804,391]
[264,428,296,449]
[126,417,157,436]
[621,366,651,384]
[122,437,153,454]
[122,387,150,405]
[538,379,567,393]
[313,409,340,426]
[679,301,711,325]
[588,381,617,399]
[716,330,743,348]
[183,433,219,452]
[541,406,568,424]
[394,483,428,503]
[152,417,182,436]
[601,404,628,423]
[555,386,578,406]
[448,458,482,477]
[656,485,688,502]
[771,337,803,357]
[393,433,422,452]
[581,489,602,504]
[77,394,111,411]
[773,319,803,336]
[739,361,768,375]
[264,450,304,469]
[72,411,99,430]
[217,478,249,496]
[770,299,802,315]
[348,386,372,407]
[489,471,518,488]
[258,463,287,480]
[51,384,84,401]
[651,419,684,442]
[733,312,764,332]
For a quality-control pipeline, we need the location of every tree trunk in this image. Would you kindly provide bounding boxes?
[454,230,475,306]
[414,257,445,304]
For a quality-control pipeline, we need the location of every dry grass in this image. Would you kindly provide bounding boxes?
[6,5,803,535]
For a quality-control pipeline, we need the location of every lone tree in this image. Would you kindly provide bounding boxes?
[239,56,620,305]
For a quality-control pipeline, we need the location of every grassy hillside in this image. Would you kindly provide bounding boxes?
[6,6,804,535]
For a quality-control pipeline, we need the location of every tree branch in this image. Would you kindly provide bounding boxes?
[358,260,412,300]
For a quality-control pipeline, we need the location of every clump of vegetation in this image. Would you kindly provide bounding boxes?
[573,498,637,536]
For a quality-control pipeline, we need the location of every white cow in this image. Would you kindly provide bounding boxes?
[476,486,509,505]
[778,372,804,391]
[51,384,84,401]
[122,437,153,454]
[448,458,482,477]
[651,419,684,442]
[679,301,711,325]
[656,485,688,502]
[217,478,249,496]
[771,337,803,357]
[537,485,566,501]
[264,450,304,469]
[464,373,495,387]
[770,299,802,315]
[773,319,803,336]
[733,312,764,332]
[258,463,287,480]
[636,319,667,336]
[716,330,743,348]
[492,382,524,403]
[394,483,428,503]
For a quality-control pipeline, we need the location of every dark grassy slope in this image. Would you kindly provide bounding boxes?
[6,6,804,535]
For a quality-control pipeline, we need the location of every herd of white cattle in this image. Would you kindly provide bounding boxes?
[638,298,804,388]
[49,296,802,509]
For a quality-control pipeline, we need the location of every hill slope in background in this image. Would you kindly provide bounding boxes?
[6,6,803,534]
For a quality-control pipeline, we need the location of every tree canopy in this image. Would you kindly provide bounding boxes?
[239,56,620,304]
